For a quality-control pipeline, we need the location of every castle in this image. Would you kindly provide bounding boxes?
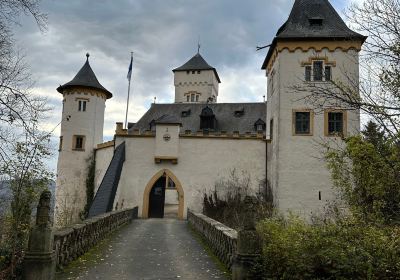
[54,0,366,225]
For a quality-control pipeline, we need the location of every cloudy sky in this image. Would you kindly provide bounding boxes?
[12,0,353,170]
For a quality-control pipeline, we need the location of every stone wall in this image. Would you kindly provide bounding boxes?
[187,209,237,269]
[53,207,137,269]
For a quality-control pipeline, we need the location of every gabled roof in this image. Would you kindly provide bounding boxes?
[173,53,221,83]
[262,0,367,70]
[57,54,113,99]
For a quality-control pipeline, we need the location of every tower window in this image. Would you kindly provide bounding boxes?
[325,66,332,81]
[78,100,87,112]
[191,94,195,102]
[326,111,344,136]
[305,61,333,82]
[59,136,63,151]
[186,71,190,74]
[313,61,323,81]
[293,110,313,136]
[192,71,195,74]
[187,95,190,102]
[197,70,201,74]
[73,135,85,150]
[270,119,273,139]
[196,95,199,102]
[305,66,311,81]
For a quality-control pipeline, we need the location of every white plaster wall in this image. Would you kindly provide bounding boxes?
[55,89,106,225]
[155,124,180,158]
[94,145,114,194]
[113,136,266,218]
[266,48,360,218]
[174,70,219,103]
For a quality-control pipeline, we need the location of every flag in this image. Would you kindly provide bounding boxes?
[127,54,133,81]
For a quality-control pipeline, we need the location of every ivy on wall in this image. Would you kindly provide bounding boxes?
[80,154,95,219]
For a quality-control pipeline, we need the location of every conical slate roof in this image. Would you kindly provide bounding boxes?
[57,54,113,99]
[262,0,367,69]
[173,53,221,83]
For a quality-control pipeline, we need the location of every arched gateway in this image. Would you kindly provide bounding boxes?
[142,169,184,219]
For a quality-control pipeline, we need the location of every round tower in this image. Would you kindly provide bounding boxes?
[54,53,112,226]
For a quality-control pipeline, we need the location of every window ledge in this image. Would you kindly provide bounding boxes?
[72,148,86,152]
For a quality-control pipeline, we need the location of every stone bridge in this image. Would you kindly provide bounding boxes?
[23,192,260,280]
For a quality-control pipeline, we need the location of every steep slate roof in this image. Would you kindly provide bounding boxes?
[154,114,182,125]
[88,142,125,218]
[57,54,113,99]
[130,103,265,134]
[262,0,367,69]
[173,53,221,83]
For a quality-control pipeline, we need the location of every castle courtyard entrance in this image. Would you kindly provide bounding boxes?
[143,169,184,219]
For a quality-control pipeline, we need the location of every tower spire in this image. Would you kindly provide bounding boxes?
[197,36,201,54]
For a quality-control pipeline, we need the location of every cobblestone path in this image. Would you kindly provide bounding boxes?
[56,219,228,280]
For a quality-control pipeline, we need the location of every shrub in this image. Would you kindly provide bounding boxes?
[257,216,400,279]
[203,169,274,230]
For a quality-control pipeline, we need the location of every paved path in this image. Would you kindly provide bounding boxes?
[56,219,228,280]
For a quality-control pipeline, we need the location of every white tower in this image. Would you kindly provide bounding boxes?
[173,52,220,103]
[263,0,366,217]
[54,53,112,226]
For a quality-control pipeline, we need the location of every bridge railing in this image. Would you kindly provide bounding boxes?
[187,209,238,269]
[188,196,261,280]
[54,207,138,269]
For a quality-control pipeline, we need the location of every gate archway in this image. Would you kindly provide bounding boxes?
[142,169,184,219]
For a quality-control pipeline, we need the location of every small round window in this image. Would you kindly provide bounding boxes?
[163,134,171,142]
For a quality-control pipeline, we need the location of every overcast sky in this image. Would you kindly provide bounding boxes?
[12,0,353,171]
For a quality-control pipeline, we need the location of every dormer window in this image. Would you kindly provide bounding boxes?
[305,60,332,82]
[254,119,266,132]
[234,108,245,117]
[309,17,323,26]
[181,109,191,117]
[200,106,216,130]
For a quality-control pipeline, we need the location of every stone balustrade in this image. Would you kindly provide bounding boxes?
[53,207,138,269]
[187,209,238,269]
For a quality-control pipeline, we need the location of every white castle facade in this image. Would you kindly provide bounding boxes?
[54,0,366,225]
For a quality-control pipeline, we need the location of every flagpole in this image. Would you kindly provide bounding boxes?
[125,52,133,129]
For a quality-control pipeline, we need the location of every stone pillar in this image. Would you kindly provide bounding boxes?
[232,196,261,280]
[23,191,55,280]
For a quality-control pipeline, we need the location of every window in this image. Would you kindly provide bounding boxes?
[270,119,274,139]
[59,136,63,151]
[186,95,190,102]
[195,95,199,102]
[190,94,195,102]
[326,111,345,136]
[313,61,323,81]
[293,110,313,136]
[186,71,189,74]
[325,66,331,81]
[305,60,333,82]
[305,66,311,81]
[73,135,85,150]
[192,71,195,74]
[197,70,201,74]
[78,100,87,111]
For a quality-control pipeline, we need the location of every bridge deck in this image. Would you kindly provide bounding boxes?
[56,219,227,279]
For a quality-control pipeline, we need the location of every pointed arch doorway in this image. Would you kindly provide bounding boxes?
[142,169,184,219]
